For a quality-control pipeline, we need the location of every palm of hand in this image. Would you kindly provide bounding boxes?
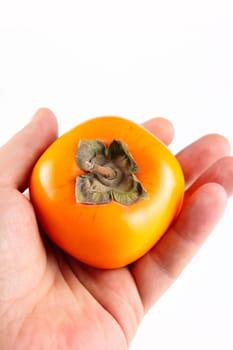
[1,189,144,349]
[0,109,232,350]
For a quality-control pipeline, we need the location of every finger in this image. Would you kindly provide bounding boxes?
[131,183,227,311]
[176,134,230,188]
[0,108,58,191]
[186,156,233,197]
[142,117,174,145]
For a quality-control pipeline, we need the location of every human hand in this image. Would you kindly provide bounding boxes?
[0,109,232,350]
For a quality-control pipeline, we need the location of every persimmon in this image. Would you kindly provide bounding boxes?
[29,116,184,269]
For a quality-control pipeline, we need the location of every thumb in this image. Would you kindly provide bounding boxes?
[0,108,58,192]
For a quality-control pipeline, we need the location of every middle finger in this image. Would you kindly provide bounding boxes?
[176,134,230,189]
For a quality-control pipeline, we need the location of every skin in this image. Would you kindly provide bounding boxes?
[0,109,232,350]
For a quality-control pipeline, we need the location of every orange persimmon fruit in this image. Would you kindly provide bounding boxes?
[29,116,184,269]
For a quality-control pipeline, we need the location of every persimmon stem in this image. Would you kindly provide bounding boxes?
[76,139,148,205]
[90,163,116,179]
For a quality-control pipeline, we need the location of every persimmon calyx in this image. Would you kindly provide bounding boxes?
[75,140,148,205]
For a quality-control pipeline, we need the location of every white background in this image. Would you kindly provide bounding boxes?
[0,1,233,349]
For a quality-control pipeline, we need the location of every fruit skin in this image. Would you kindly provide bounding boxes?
[29,116,184,269]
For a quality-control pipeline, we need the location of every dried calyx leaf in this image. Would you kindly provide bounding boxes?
[75,140,148,205]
